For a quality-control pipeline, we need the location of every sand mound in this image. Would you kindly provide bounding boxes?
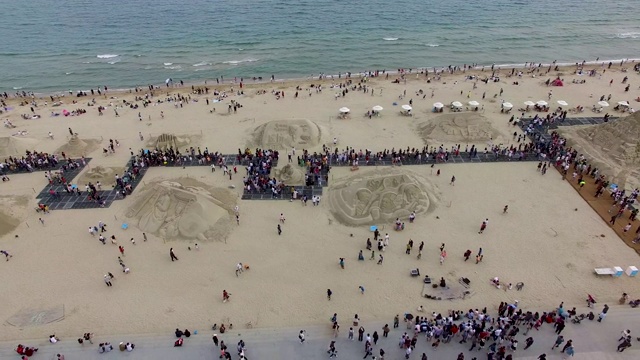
[275,164,306,185]
[6,305,65,327]
[146,133,201,151]
[328,168,440,226]
[55,136,100,157]
[561,112,640,190]
[0,195,29,237]
[125,178,237,242]
[247,119,326,150]
[77,166,125,186]
[417,113,500,144]
[0,136,39,158]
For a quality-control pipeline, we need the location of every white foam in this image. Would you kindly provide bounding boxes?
[97,54,119,59]
[616,32,640,39]
[65,72,73,75]
[193,62,210,67]
[108,61,119,65]
[426,44,440,47]
[222,58,258,65]
[163,62,173,66]
[238,48,244,51]
[383,37,399,41]
[12,87,23,90]
[165,65,182,70]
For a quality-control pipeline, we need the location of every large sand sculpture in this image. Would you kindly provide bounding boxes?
[0,136,39,158]
[328,169,440,226]
[247,119,326,150]
[561,112,640,190]
[417,113,501,144]
[0,195,29,237]
[146,133,201,151]
[55,136,100,157]
[125,178,236,241]
[77,166,125,186]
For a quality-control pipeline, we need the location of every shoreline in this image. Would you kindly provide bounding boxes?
[5,57,639,97]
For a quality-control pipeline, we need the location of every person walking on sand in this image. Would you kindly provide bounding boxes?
[279,213,285,223]
[222,290,231,302]
[464,249,472,261]
[298,330,306,343]
[503,205,509,213]
[598,304,609,322]
[327,289,332,300]
[551,335,564,350]
[377,254,384,264]
[119,246,125,256]
[450,175,456,185]
[169,248,178,261]
[277,224,282,235]
[104,274,113,287]
[479,219,488,233]
[1,250,12,261]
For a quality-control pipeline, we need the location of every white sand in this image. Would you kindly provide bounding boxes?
[0,64,638,340]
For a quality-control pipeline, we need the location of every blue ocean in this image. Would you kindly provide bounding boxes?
[1,0,638,93]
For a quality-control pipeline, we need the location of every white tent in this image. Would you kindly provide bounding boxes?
[598,101,610,107]
[536,100,548,107]
[401,104,412,111]
[433,102,444,108]
[451,101,463,108]
[524,101,535,106]
[339,107,350,113]
[468,100,480,107]
[502,102,513,109]
[618,101,629,107]
[372,105,384,111]
[557,100,568,106]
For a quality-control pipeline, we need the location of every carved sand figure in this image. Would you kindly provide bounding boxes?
[55,136,100,157]
[125,179,236,241]
[77,166,125,187]
[561,111,640,190]
[147,133,201,151]
[328,169,440,226]
[0,136,39,158]
[247,119,326,150]
[275,164,305,185]
[417,113,500,144]
[0,195,29,237]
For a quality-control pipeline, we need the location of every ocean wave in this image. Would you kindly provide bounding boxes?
[426,44,440,47]
[193,62,211,67]
[165,65,182,70]
[616,32,640,39]
[383,37,399,41]
[97,54,119,59]
[13,86,23,90]
[108,61,120,65]
[65,72,73,75]
[164,62,173,66]
[222,58,259,65]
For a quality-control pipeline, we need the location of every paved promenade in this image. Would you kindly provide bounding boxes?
[2,307,638,359]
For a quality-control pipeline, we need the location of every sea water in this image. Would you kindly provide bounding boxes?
[0,0,638,92]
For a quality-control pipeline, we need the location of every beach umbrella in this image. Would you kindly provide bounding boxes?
[617,101,629,107]
[451,101,463,108]
[405,313,414,320]
[433,102,444,108]
[557,100,568,106]
[598,101,610,107]
[339,107,350,113]
[536,100,548,107]
[401,105,412,111]
[372,105,384,111]
[502,102,513,109]
[524,101,535,106]
[468,100,480,107]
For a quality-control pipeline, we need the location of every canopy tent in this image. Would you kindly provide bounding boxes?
[401,104,412,111]
[468,100,480,107]
[339,107,350,113]
[536,100,548,107]
[557,100,568,106]
[372,105,384,111]
[551,79,563,86]
[598,101,610,107]
[433,102,444,108]
[617,101,630,107]
[502,102,513,109]
[524,101,535,106]
[451,101,463,108]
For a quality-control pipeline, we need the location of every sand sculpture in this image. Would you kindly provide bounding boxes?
[55,136,100,157]
[247,119,325,150]
[0,136,39,158]
[77,166,125,186]
[417,113,500,144]
[125,179,236,241]
[6,305,65,327]
[275,164,305,185]
[561,112,640,190]
[147,133,200,151]
[0,195,29,237]
[328,169,440,226]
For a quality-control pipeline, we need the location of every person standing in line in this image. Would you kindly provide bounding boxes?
[598,304,609,322]
[169,248,178,261]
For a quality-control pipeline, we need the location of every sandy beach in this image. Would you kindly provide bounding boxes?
[1,62,639,341]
